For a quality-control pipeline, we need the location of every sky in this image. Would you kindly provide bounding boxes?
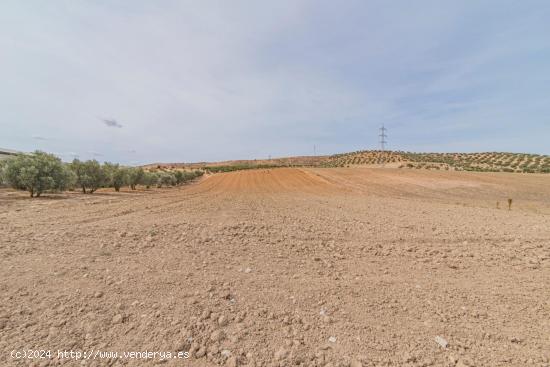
[1,1,549,164]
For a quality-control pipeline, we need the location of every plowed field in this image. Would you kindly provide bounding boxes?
[2,168,550,367]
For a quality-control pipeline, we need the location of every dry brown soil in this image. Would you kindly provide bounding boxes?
[1,168,550,367]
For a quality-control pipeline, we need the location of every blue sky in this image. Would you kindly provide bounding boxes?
[1,1,549,164]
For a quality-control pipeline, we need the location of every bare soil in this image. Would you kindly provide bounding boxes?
[1,168,550,367]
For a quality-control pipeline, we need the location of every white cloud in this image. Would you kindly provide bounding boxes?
[0,1,549,163]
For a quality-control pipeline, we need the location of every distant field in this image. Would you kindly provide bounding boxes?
[143,155,328,171]
[322,151,550,173]
[146,150,550,174]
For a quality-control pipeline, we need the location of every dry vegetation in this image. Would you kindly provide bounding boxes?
[143,156,329,171]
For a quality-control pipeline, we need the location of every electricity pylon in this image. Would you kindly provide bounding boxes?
[379,124,388,166]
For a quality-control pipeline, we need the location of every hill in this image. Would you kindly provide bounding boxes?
[147,150,550,174]
[322,151,550,173]
[0,147,20,160]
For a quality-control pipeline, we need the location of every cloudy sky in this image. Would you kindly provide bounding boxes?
[1,1,549,164]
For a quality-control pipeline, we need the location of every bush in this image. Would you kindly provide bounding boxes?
[70,159,107,194]
[104,163,128,192]
[174,170,185,185]
[142,172,158,189]
[171,170,204,185]
[157,172,176,188]
[3,151,73,197]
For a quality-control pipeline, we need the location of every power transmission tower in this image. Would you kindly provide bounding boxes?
[379,124,388,166]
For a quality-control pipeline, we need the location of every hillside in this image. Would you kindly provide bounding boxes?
[323,151,550,173]
[148,150,550,174]
[0,147,20,160]
[143,155,333,174]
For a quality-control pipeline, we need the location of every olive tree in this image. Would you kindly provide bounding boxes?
[3,151,72,197]
[142,172,158,189]
[174,170,185,185]
[104,163,128,192]
[173,170,204,185]
[0,160,6,186]
[128,167,145,190]
[157,172,176,188]
[70,159,107,194]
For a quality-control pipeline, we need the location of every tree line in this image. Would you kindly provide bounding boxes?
[0,151,203,197]
[202,163,279,173]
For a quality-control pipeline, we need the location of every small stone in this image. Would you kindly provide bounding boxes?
[434,335,448,348]
[458,357,474,366]
[218,315,229,326]
[94,291,103,298]
[328,336,337,343]
[274,348,288,360]
[195,347,206,358]
[403,352,416,363]
[210,329,225,342]
[226,356,238,367]
[112,314,124,324]
[221,349,232,358]
[244,267,252,273]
